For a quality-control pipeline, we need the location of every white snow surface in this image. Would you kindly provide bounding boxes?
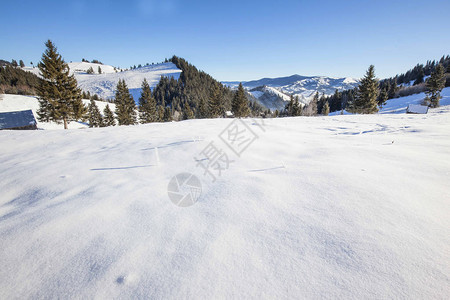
[1,102,450,298]
[22,62,182,101]
[0,94,115,130]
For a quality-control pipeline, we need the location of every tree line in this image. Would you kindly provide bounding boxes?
[29,40,450,129]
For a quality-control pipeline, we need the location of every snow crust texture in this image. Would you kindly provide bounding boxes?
[1,98,449,298]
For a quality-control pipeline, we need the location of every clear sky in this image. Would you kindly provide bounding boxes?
[1,0,449,81]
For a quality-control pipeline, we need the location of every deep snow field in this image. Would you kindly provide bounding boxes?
[0,95,450,298]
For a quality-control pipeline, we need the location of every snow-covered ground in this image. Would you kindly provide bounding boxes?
[0,100,449,298]
[22,62,182,101]
[0,94,115,130]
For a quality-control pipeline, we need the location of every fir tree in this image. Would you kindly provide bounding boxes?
[163,106,172,122]
[86,66,94,74]
[183,101,195,120]
[157,105,165,122]
[88,99,103,127]
[209,83,224,117]
[114,79,137,125]
[353,65,379,114]
[293,96,302,116]
[98,66,102,74]
[425,64,445,108]
[323,101,330,116]
[11,59,18,67]
[414,68,425,85]
[103,104,115,126]
[138,78,157,123]
[19,60,25,68]
[388,78,398,99]
[318,93,326,114]
[378,87,389,109]
[36,40,85,129]
[231,83,250,118]
[198,98,209,118]
[286,95,294,116]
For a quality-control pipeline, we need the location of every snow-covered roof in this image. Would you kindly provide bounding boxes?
[0,109,37,130]
[406,104,428,114]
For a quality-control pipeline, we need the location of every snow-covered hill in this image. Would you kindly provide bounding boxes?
[224,74,359,109]
[1,103,449,298]
[248,85,292,111]
[22,62,182,101]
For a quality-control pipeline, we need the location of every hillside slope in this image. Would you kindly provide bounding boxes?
[22,62,182,101]
[0,104,449,298]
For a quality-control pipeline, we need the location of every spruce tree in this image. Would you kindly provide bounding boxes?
[103,104,115,126]
[98,66,102,74]
[19,60,25,68]
[183,101,195,120]
[138,78,157,123]
[209,83,224,118]
[286,95,294,116]
[354,65,379,114]
[11,59,18,67]
[388,78,398,99]
[425,64,445,108]
[36,40,85,129]
[163,107,172,122]
[414,68,425,85]
[323,101,330,116]
[198,98,209,118]
[378,87,388,109]
[114,79,137,125]
[88,99,103,127]
[293,96,301,116]
[87,66,94,74]
[157,105,165,122]
[231,83,250,118]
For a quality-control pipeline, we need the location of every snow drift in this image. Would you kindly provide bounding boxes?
[0,102,449,298]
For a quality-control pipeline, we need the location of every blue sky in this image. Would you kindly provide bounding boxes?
[1,0,449,81]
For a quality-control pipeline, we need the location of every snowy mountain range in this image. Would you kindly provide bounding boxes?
[22,62,359,111]
[224,74,359,110]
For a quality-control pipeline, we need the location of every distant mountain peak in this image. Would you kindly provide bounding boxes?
[223,74,359,110]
